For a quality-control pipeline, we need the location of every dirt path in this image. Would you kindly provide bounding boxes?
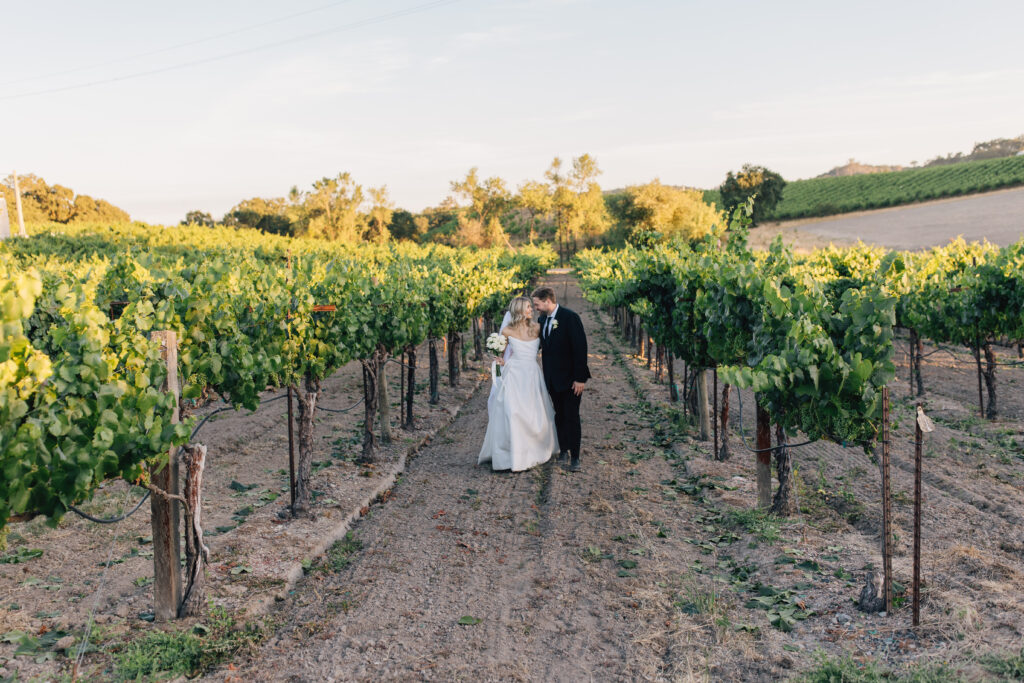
[6,274,1023,680]
[212,274,758,682]
[0,338,488,681]
[205,274,1024,683]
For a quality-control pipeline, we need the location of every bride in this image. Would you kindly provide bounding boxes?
[478,296,559,472]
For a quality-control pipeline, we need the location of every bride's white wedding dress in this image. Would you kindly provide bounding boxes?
[478,336,559,472]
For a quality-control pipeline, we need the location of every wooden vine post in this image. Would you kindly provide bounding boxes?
[881,386,893,613]
[378,352,392,445]
[179,444,209,617]
[970,256,985,419]
[286,387,296,509]
[472,318,483,361]
[914,404,934,626]
[712,369,719,457]
[360,349,382,463]
[908,330,924,397]
[696,369,711,441]
[755,399,772,508]
[447,332,460,387]
[973,342,985,419]
[150,330,182,622]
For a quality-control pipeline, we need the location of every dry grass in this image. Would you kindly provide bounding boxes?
[585,493,615,515]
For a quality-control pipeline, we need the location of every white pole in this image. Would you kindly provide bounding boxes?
[0,194,10,240]
[12,172,26,237]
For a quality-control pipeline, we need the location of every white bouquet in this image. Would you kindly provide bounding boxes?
[485,332,508,376]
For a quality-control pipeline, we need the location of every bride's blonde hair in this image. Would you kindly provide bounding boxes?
[508,296,534,329]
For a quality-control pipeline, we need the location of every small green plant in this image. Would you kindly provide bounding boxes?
[980,647,1024,679]
[674,581,720,616]
[0,547,43,564]
[798,651,961,682]
[325,532,363,572]
[893,489,912,506]
[114,606,266,680]
[580,546,607,563]
[722,508,781,543]
[114,630,203,680]
[744,584,814,632]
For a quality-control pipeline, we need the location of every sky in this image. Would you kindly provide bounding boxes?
[2,0,1023,224]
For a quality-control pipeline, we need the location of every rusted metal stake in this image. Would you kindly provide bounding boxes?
[881,387,893,614]
[913,402,923,627]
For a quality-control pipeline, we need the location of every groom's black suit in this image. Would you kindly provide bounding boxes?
[539,306,590,459]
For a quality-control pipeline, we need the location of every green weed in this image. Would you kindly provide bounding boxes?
[798,652,962,682]
[325,532,363,572]
[980,647,1024,679]
[722,508,782,543]
[113,606,266,680]
[674,581,721,617]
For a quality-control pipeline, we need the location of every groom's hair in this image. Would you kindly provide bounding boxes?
[531,286,557,303]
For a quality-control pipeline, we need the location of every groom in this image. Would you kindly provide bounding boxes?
[532,286,590,472]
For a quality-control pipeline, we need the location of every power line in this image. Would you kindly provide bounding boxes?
[0,0,363,88]
[0,0,463,102]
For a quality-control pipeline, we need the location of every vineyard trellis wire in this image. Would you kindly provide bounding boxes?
[0,220,557,623]
[573,207,1024,515]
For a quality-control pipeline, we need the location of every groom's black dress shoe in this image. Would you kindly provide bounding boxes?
[557,451,569,463]
[569,454,581,472]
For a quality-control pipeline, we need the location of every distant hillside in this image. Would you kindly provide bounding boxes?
[925,135,1024,167]
[815,135,1024,177]
[701,134,1024,223]
[816,159,905,178]
[770,155,1024,221]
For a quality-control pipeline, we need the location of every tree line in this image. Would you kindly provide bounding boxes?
[3,160,789,258]
[186,155,782,260]
[2,174,130,225]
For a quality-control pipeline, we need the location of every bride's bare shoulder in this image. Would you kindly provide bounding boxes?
[504,324,540,342]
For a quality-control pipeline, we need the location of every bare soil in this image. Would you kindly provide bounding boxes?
[207,275,1024,682]
[3,274,1023,681]
[0,339,489,681]
[203,274,731,682]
